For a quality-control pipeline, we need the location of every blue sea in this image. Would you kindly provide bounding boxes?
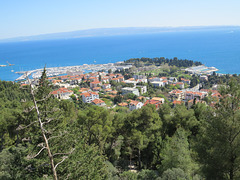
[0,29,240,81]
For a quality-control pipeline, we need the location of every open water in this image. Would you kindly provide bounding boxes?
[0,29,240,81]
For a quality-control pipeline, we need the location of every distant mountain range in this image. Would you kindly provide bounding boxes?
[1,26,240,43]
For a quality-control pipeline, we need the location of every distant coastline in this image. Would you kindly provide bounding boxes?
[1,26,240,43]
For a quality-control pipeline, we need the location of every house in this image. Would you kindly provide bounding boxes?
[69,77,82,85]
[169,90,184,101]
[104,88,112,93]
[90,81,101,89]
[151,97,165,104]
[122,87,140,96]
[51,88,73,100]
[102,84,111,89]
[92,99,106,106]
[173,100,183,107]
[144,99,162,109]
[148,77,162,82]
[101,77,110,83]
[111,78,120,83]
[151,81,165,88]
[92,87,101,92]
[129,100,143,111]
[162,80,168,86]
[160,77,168,81]
[52,80,62,84]
[137,96,146,102]
[184,91,205,101]
[89,77,99,82]
[133,75,147,80]
[181,78,191,85]
[117,76,125,82]
[176,82,184,89]
[200,75,208,81]
[124,79,138,86]
[109,90,118,95]
[79,88,91,93]
[81,92,99,103]
[168,77,178,84]
[118,102,128,107]
[136,85,147,94]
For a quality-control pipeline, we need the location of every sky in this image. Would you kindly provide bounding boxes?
[1,0,240,39]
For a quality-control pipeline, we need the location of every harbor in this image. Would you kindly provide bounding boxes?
[15,62,131,81]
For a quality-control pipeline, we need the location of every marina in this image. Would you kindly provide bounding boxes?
[15,62,132,81]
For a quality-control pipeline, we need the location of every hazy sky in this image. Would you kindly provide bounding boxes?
[1,0,240,39]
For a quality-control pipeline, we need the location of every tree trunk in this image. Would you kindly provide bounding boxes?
[138,148,141,169]
[30,84,58,180]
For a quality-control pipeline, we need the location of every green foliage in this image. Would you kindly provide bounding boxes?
[0,146,29,180]
[159,128,197,177]
[60,141,108,180]
[196,79,240,179]
[119,171,138,180]
[2,73,240,179]
[78,106,113,151]
[159,168,189,180]
[124,57,202,68]
[137,169,159,180]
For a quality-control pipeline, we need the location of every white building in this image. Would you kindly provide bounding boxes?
[129,100,143,111]
[151,81,164,88]
[51,88,73,100]
[81,92,99,103]
[136,85,147,94]
[102,84,111,89]
[122,87,140,96]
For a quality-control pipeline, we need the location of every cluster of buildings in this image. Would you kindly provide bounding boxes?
[22,65,222,111]
[169,88,221,107]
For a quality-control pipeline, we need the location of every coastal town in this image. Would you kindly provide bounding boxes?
[19,58,222,111]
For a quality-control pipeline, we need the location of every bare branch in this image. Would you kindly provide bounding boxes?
[16,121,38,130]
[23,106,35,113]
[27,147,46,159]
[53,148,75,157]
[42,118,55,125]
[47,131,66,141]
[54,156,68,170]
[36,93,53,102]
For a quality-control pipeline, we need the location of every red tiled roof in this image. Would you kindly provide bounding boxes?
[81,91,99,97]
[130,100,140,106]
[144,100,162,108]
[51,88,73,95]
[92,98,105,105]
[90,81,101,84]
[160,77,167,79]
[181,78,190,81]
[93,87,101,91]
[173,100,183,105]
[169,90,183,94]
[118,102,128,107]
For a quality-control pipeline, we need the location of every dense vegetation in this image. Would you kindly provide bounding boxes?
[124,57,202,68]
[1,72,240,179]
